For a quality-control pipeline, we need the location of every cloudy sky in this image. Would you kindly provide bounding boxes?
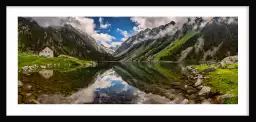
[31,17,178,49]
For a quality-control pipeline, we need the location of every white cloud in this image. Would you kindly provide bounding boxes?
[111,42,122,49]
[132,26,139,32]
[111,42,122,47]
[127,17,182,44]
[128,17,224,45]
[31,17,67,28]
[217,17,237,24]
[117,28,130,42]
[133,26,138,31]
[129,17,189,42]
[69,17,95,34]
[91,33,115,42]
[99,17,111,29]
[132,26,143,35]
[31,17,115,44]
[130,17,179,29]
[110,42,122,51]
[99,41,111,48]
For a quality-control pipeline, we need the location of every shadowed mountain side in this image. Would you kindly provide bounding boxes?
[114,17,238,63]
[18,17,113,61]
[112,62,187,96]
[18,67,106,103]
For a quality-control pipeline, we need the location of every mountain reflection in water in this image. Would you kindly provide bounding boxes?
[18,62,188,104]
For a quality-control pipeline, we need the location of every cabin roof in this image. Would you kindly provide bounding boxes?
[40,47,52,51]
[39,47,53,53]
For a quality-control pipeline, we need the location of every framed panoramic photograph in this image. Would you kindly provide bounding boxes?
[6,6,249,116]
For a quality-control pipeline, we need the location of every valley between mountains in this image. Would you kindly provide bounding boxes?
[18,17,238,104]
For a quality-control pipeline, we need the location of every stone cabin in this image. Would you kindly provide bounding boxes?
[39,47,54,58]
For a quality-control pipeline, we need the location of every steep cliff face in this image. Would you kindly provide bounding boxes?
[18,17,113,61]
[114,17,238,63]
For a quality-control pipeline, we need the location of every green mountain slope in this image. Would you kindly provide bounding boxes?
[18,17,113,61]
[114,17,238,63]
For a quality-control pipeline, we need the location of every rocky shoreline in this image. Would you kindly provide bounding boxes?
[20,61,97,73]
[164,55,238,104]
[139,55,238,104]
[18,56,237,104]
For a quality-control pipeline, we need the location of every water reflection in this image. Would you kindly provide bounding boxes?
[39,69,53,79]
[35,69,139,104]
[35,68,172,104]
[18,62,189,104]
[68,69,139,104]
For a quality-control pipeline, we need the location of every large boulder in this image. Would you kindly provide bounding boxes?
[22,66,29,71]
[216,94,234,104]
[218,55,238,68]
[186,87,198,94]
[198,86,211,95]
[164,92,176,100]
[171,94,185,104]
[169,94,185,104]
[180,99,189,104]
[181,66,194,76]
[196,85,204,90]
[201,99,211,104]
[194,78,203,87]
[18,80,23,87]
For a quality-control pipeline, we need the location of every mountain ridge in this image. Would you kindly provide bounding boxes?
[18,17,113,61]
[113,17,238,63]
[18,17,238,63]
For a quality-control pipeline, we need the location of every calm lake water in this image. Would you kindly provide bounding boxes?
[18,62,201,104]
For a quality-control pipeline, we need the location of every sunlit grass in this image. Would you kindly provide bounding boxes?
[18,52,94,71]
[193,63,238,104]
[154,31,199,60]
